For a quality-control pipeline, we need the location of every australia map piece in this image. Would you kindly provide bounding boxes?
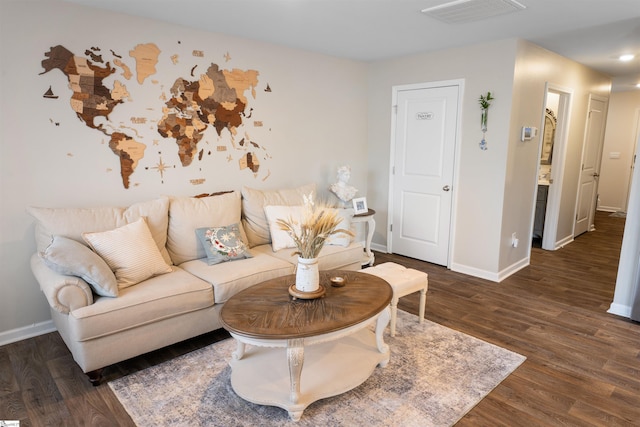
[157,63,260,167]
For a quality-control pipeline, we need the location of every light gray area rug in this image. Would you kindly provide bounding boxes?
[109,311,525,426]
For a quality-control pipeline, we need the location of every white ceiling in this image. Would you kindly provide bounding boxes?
[65,0,640,91]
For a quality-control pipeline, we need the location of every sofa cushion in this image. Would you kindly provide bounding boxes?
[251,241,364,271]
[68,267,213,341]
[195,223,253,265]
[167,191,244,265]
[40,236,118,297]
[179,252,294,304]
[28,197,171,265]
[83,217,172,289]
[241,183,316,247]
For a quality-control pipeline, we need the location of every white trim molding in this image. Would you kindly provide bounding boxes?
[0,320,56,346]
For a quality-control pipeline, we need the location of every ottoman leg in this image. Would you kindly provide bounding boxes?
[390,297,399,337]
[419,286,427,323]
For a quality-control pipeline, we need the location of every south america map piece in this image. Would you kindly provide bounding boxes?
[43,86,58,99]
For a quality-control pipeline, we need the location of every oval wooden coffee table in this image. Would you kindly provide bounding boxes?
[220,270,393,421]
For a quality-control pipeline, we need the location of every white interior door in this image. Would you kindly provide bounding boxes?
[389,84,458,266]
[575,96,607,236]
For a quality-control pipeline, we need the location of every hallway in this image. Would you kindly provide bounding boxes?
[377,210,639,425]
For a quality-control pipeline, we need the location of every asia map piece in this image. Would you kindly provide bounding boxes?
[40,43,267,189]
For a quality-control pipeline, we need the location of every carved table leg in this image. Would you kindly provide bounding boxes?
[287,338,304,406]
[375,307,391,367]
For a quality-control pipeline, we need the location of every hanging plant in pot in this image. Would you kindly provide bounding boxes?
[478,91,494,151]
[276,193,354,298]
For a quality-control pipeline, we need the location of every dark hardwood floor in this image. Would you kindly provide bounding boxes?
[1,211,638,426]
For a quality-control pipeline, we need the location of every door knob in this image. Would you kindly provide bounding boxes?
[443,185,450,191]
[593,173,599,177]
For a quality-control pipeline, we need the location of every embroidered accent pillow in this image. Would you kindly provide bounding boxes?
[195,223,253,265]
[82,217,172,288]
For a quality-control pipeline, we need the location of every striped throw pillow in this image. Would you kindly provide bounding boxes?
[83,217,172,288]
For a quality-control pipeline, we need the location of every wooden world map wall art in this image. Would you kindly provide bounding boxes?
[40,42,272,189]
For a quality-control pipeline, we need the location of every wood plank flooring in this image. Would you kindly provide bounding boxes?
[1,211,638,426]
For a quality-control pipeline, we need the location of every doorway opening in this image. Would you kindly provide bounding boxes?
[532,84,572,250]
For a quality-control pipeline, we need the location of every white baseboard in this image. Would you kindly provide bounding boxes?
[450,262,500,282]
[450,256,529,283]
[597,206,620,213]
[607,303,632,319]
[371,242,387,253]
[555,235,574,250]
[497,257,530,282]
[0,320,56,347]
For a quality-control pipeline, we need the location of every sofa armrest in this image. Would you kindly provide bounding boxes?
[30,254,93,314]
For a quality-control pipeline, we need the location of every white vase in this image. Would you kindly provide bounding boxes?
[295,256,320,293]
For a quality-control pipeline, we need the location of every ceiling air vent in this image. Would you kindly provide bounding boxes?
[421,0,526,24]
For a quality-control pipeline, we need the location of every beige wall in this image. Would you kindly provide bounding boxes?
[500,40,611,270]
[367,39,612,280]
[367,39,518,279]
[598,91,640,212]
[0,0,368,341]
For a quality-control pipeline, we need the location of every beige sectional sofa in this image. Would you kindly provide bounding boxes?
[28,185,363,384]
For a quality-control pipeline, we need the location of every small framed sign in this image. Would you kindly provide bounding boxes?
[352,197,368,215]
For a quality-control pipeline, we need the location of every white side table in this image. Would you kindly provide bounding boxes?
[351,208,375,267]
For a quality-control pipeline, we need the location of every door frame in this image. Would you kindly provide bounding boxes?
[387,79,464,267]
[624,107,640,212]
[540,83,573,250]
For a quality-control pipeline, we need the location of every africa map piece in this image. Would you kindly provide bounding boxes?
[41,43,270,189]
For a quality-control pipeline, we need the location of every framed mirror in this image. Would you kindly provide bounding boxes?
[540,108,556,165]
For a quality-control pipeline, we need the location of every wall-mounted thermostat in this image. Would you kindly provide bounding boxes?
[521,126,538,141]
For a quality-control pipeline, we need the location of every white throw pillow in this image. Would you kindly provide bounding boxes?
[82,217,172,289]
[264,205,353,253]
[263,205,303,252]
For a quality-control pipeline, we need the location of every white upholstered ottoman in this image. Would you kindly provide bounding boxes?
[361,262,428,336]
